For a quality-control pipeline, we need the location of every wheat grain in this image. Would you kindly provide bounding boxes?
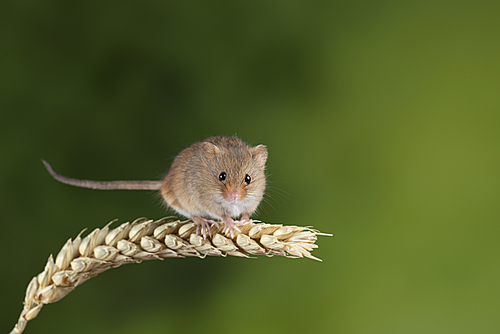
[10,217,331,334]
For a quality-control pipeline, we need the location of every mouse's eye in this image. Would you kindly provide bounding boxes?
[244,174,251,184]
[219,171,227,182]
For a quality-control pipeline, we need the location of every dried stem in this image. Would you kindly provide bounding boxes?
[10,217,331,334]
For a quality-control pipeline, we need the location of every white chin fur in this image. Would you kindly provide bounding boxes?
[170,201,249,220]
[224,202,246,218]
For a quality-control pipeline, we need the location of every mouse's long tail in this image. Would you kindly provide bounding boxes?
[42,160,163,190]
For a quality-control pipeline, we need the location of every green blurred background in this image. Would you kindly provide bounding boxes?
[2,1,500,333]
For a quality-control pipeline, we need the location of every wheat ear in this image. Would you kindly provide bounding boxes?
[10,217,331,334]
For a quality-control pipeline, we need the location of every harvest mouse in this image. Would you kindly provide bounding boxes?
[43,136,268,238]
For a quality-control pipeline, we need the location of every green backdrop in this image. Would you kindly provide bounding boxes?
[2,1,500,333]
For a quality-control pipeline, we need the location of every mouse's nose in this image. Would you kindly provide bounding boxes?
[223,187,243,203]
[229,192,240,202]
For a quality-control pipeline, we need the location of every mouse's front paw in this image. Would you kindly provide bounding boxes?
[222,217,242,239]
[192,217,217,239]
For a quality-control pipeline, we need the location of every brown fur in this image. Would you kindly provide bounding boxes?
[44,136,268,236]
[161,136,267,223]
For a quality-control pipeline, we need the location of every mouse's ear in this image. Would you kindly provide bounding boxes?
[252,144,268,166]
[201,141,221,155]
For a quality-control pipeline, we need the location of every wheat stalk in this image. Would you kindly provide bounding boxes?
[10,217,331,334]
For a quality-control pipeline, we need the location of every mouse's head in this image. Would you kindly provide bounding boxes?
[200,136,268,217]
